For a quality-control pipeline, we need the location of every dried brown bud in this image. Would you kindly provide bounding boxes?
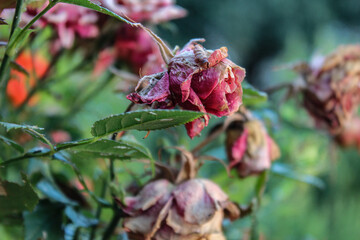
[122,179,239,240]
[301,45,360,134]
[226,112,280,178]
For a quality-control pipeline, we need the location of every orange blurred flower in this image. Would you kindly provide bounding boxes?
[6,51,49,107]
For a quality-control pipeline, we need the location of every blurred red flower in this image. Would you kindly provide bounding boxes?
[6,51,49,107]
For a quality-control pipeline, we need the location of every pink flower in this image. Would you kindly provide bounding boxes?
[24,3,99,49]
[127,40,246,138]
[100,0,187,24]
[123,179,238,240]
[226,114,280,178]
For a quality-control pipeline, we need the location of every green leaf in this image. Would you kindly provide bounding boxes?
[0,121,52,146]
[60,0,138,26]
[0,135,24,153]
[6,27,34,56]
[55,138,95,151]
[91,109,204,137]
[36,179,77,206]
[0,173,39,215]
[242,81,268,106]
[65,206,98,227]
[271,163,325,189]
[24,200,64,240]
[69,139,153,160]
[0,121,43,131]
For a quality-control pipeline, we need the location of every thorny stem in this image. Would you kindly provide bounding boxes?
[0,137,99,166]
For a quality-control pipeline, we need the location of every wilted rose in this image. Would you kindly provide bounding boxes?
[100,0,187,24]
[300,45,360,134]
[6,51,49,107]
[127,40,246,138]
[122,178,239,240]
[226,114,280,178]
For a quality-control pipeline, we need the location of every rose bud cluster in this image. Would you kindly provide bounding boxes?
[334,116,360,151]
[226,112,280,178]
[300,45,360,134]
[6,51,49,107]
[23,3,99,49]
[100,0,187,24]
[122,179,239,240]
[127,40,246,138]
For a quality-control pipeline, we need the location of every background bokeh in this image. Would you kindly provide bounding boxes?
[1,0,360,239]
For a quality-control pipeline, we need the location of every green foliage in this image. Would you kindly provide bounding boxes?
[0,173,39,215]
[0,135,24,153]
[68,139,153,160]
[23,200,64,240]
[91,109,204,137]
[242,81,268,106]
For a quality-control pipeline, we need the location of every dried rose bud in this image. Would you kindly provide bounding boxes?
[22,3,99,49]
[127,40,246,138]
[226,115,280,178]
[123,179,238,240]
[301,45,360,134]
[100,0,187,24]
[334,117,360,150]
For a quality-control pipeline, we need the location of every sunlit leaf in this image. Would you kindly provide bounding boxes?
[91,109,204,137]
[242,81,268,106]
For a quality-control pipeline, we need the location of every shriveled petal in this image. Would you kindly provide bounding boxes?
[124,179,173,213]
[208,47,228,67]
[185,118,206,139]
[126,72,170,105]
[229,129,248,169]
[190,67,220,100]
[172,179,217,225]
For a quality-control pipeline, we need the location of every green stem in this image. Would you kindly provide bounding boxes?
[0,0,24,110]
[0,137,99,166]
[89,178,107,240]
